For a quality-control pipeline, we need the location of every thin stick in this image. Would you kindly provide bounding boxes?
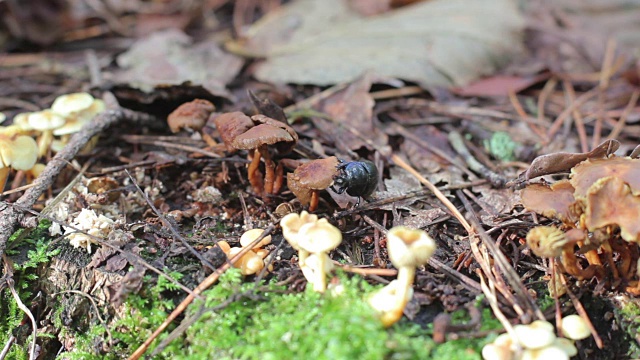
[593,38,617,149]
[508,90,546,141]
[563,80,589,152]
[391,154,471,233]
[559,273,603,348]
[608,90,640,141]
[4,270,37,360]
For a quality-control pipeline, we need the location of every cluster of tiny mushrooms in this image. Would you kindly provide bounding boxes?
[521,139,640,295]
[5,92,636,339]
[0,92,104,190]
[482,315,590,360]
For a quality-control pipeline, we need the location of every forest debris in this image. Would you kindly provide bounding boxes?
[229,0,524,87]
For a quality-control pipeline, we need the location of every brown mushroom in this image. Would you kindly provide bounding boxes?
[571,157,640,200]
[520,180,578,224]
[585,176,640,243]
[213,111,297,198]
[287,156,339,211]
[167,99,215,133]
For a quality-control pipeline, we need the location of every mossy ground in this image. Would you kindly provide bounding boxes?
[59,269,500,359]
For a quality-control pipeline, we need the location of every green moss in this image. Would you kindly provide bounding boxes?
[484,132,517,162]
[64,270,503,359]
[0,222,59,360]
[428,307,501,360]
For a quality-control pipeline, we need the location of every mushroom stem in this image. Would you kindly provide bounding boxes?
[260,147,275,197]
[37,130,53,157]
[272,162,284,194]
[395,266,415,313]
[0,167,9,192]
[247,148,264,195]
[560,246,602,280]
[298,249,309,267]
[315,252,328,292]
[309,190,319,212]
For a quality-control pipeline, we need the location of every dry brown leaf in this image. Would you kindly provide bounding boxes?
[312,74,386,151]
[229,0,524,87]
[112,29,243,96]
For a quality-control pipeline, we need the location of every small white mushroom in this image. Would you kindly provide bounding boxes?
[369,226,436,327]
[561,314,591,340]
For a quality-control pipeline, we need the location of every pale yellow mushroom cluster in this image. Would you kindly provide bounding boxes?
[220,229,273,275]
[15,92,105,156]
[482,315,591,360]
[0,125,38,190]
[280,211,342,293]
[368,226,436,327]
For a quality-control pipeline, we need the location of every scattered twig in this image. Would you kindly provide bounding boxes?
[447,131,507,188]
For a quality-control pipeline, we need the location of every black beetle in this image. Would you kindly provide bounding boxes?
[331,159,378,205]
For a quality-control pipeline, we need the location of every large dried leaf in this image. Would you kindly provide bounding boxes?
[113,29,243,96]
[230,0,524,87]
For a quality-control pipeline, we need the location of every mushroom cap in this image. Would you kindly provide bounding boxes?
[287,157,340,205]
[13,113,34,131]
[387,226,436,269]
[28,110,65,131]
[553,338,577,357]
[571,157,640,199]
[51,92,95,117]
[213,111,255,151]
[584,176,640,243]
[561,314,591,340]
[481,343,512,360]
[521,346,569,360]
[231,123,295,150]
[228,247,265,275]
[513,320,555,349]
[240,228,272,249]
[521,181,577,223]
[0,134,38,170]
[296,218,342,253]
[53,99,106,136]
[167,99,215,133]
[251,114,298,150]
[292,156,340,190]
[526,226,569,258]
[280,211,319,249]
